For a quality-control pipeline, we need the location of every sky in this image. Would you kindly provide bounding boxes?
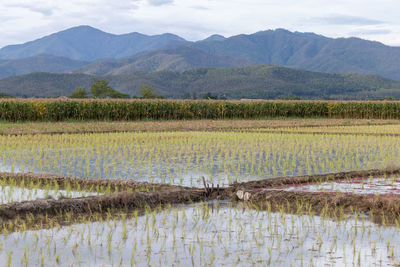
[0,0,399,48]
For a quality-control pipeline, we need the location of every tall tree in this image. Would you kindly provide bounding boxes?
[69,87,88,98]
[90,78,129,98]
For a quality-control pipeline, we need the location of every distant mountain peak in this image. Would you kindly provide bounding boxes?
[158,33,187,40]
[202,34,226,42]
[0,26,190,61]
[64,25,101,31]
[46,25,113,38]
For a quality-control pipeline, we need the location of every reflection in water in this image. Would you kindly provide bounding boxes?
[0,202,398,266]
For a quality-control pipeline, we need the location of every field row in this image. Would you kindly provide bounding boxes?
[2,131,400,187]
[3,99,400,121]
[0,118,398,135]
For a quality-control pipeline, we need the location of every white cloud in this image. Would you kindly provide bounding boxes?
[312,15,384,26]
[147,0,174,6]
[0,0,399,48]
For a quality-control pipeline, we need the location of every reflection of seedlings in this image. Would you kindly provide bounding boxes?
[1,202,397,265]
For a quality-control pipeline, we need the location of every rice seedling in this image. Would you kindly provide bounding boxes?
[1,131,400,187]
[256,124,400,135]
[1,117,400,266]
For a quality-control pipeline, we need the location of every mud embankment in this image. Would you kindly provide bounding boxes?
[228,168,400,193]
[0,188,207,221]
[0,172,188,193]
[234,189,400,224]
[1,168,400,228]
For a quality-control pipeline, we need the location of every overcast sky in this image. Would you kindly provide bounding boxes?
[0,0,399,48]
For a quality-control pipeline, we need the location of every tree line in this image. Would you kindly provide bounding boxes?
[69,78,164,99]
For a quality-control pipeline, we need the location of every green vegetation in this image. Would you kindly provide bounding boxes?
[69,87,88,98]
[0,54,88,79]
[90,78,130,99]
[0,93,13,98]
[138,85,164,99]
[2,99,400,121]
[1,65,400,99]
[69,79,130,99]
[2,131,400,185]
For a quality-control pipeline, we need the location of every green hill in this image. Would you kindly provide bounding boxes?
[0,54,88,79]
[74,46,252,75]
[1,65,400,99]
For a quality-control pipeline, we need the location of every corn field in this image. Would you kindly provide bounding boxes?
[2,99,400,121]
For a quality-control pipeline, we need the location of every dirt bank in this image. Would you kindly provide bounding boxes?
[234,189,400,224]
[228,168,400,193]
[1,167,399,230]
[0,187,208,222]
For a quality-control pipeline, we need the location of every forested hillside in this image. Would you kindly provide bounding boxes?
[1,65,399,99]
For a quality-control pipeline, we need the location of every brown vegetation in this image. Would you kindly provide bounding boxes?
[0,172,190,193]
[0,118,396,135]
[0,188,205,221]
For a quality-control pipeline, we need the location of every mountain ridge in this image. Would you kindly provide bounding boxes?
[73,46,253,75]
[0,26,400,81]
[0,25,188,61]
[0,54,88,79]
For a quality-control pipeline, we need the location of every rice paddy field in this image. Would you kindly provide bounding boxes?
[2,131,400,187]
[2,118,400,266]
[255,124,400,135]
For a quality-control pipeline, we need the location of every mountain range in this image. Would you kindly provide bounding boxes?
[0,25,400,99]
[0,26,187,61]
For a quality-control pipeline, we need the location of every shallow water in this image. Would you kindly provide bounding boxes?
[1,132,400,187]
[0,185,101,204]
[0,202,399,266]
[268,177,400,196]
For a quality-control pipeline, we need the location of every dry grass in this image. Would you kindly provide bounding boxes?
[0,118,397,135]
[4,98,400,103]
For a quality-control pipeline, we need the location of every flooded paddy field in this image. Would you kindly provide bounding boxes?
[2,132,400,187]
[1,124,400,266]
[1,202,399,266]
